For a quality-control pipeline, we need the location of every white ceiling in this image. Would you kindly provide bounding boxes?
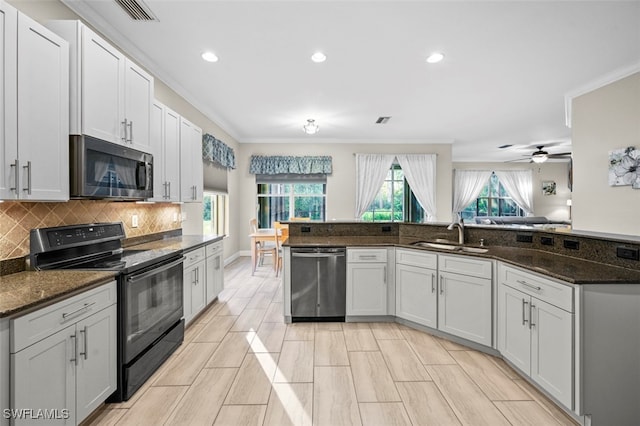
[62,0,640,162]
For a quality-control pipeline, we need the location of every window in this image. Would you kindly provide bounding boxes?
[460,173,524,220]
[361,165,424,222]
[257,181,326,228]
[203,192,229,235]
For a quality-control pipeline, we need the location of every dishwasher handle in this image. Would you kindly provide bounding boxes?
[292,252,345,258]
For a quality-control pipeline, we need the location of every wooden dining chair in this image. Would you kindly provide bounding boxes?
[250,218,277,270]
[274,222,288,276]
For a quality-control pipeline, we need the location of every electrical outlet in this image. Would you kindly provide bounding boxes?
[540,236,554,246]
[181,212,187,221]
[131,215,139,228]
[617,246,639,260]
[173,213,178,222]
[516,234,533,243]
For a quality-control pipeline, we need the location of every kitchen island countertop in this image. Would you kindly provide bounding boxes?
[285,236,640,284]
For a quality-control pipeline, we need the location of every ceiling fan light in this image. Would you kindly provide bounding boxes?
[532,152,548,163]
[303,119,319,135]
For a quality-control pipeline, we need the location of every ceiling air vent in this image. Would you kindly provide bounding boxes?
[114,0,158,21]
[375,116,391,124]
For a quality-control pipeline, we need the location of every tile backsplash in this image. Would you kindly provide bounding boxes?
[0,200,181,260]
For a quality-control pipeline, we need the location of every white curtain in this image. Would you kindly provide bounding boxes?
[495,170,534,215]
[396,154,437,221]
[354,154,395,218]
[452,170,493,221]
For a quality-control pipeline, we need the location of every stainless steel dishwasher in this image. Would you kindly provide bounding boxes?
[290,247,346,321]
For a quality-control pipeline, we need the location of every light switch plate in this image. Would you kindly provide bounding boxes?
[132,215,139,228]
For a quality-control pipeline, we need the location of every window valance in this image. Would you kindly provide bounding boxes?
[203,133,236,169]
[249,155,332,175]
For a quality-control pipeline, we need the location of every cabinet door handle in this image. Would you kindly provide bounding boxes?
[440,275,444,295]
[9,159,18,192]
[530,303,536,329]
[522,299,529,326]
[517,279,541,292]
[70,333,78,365]
[79,326,88,360]
[383,266,386,284]
[122,119,128,143]
[167,181,171,199]
[431,273,435,293]
[128,120,134,143]
[22,161,31,195]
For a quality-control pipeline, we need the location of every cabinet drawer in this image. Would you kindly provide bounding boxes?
[499,263,573,312]
[439,254,492,279]
[184,247,206,267]
[206,241,223,258]
[11,280,116,353]
[396,248,437,269]
[347,248,387,263]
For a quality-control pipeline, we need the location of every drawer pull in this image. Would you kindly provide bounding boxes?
[62,302,96,320]
[358,255,378,260]
[517,280,541,291]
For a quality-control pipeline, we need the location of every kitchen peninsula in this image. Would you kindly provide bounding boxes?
[282,221,640,426]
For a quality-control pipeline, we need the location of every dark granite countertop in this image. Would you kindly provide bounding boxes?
[0,234,224,318]
[127,234,224,252]
[286,236,640,284]
[0,271,117,318]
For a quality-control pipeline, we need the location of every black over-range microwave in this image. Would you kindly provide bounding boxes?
[70,135,153,200]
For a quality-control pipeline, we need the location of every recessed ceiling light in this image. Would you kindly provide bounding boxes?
[426,52,445,64]
[201,51,219,63]
[311,52,327,63]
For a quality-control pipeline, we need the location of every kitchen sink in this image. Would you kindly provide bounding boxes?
[411,241,488,253]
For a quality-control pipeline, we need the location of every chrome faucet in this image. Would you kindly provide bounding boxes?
[447,220,465,245]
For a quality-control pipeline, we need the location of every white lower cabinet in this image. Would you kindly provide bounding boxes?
[346,248,388,316]
[497,263,574,409]
[205,241,224,304]
[10,281,117,425]
[395,249,437,327]
[438,254,493,347]
[183,247,206,325]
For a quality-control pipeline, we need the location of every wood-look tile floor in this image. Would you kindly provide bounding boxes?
[84,257,579,426]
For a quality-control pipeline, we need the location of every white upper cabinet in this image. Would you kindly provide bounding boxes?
[150,101,180,202]
[1,5,69,201]
[46,21,153,152]
[0,2,18,199]
[179,117,203,202]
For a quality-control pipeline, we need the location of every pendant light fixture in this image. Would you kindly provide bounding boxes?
[303,119,319,135]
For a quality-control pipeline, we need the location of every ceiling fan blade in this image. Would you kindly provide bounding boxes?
[548,152,572,158]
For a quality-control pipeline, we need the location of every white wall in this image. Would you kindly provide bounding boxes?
[453,161,572,221]
[237,142,453,251]
[572,72,640,235]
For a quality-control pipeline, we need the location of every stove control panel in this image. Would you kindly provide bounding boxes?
[31,222,126,253]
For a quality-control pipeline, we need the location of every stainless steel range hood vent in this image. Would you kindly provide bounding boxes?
[115,0,158,21]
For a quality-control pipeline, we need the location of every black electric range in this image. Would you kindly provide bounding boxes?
[30,222,185,402]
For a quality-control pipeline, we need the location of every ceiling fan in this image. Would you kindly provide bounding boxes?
[507,145,572,163]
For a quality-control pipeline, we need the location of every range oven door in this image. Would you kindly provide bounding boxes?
[122,256,184,364]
